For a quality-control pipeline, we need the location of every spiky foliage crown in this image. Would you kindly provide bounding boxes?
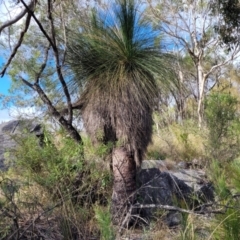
[67,0,175,165]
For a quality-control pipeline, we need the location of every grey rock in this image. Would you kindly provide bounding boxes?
[0,120,43,170]
[137,161,214,227]
[164,211,183,227]
[177,161,188,169]
[142,160,209,192]
[1,120,20,133]
[197,183,214,203]
[170,169,206,190]
[137,168,193,224]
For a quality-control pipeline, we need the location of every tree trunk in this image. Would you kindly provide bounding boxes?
[111,147,137,226]
[197,64,206,128]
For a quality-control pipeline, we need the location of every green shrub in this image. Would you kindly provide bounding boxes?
[229,158,240,192]
[94,206,115,240]
[12,132,84,197]
[208,159,240,240]
[208,160,230,199]
[205,92,240,161]
[211,206,240,240]
[0,128,113,239]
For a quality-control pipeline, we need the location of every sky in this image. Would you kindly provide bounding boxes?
[0,1,27,122]
[0,56,40,122]
[0,58,11,95]
[0,1,21,123]
[0,57,12,122]
[0,1,16,122]
[0,1,12,95]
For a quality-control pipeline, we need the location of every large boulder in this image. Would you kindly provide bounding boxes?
[0,120,43,170]
[137,160,214,226]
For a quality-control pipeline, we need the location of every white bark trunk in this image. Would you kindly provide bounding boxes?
[197,64,206,128]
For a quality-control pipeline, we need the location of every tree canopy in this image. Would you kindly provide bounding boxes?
[211,0,240,45]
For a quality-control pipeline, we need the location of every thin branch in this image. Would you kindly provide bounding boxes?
[60,99,84,115]
[47,0,73,124]
[20,76,33,88]
[20,0,56,51]
[118,205,133,235]
[59,1,67,64]
[132,193,240,217]
[147,2,191,49]
[0,0,36,34]
[20,0,74,124]
[0,12,32,77]
[19,76,83,145]
[35,43,51,84]
[20,43,50,86]
[206,46,240,79]
[32,83,82,144]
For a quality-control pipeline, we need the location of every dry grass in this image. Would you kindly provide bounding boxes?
[119,222,175,240]
[147,121,207,163]
[0,169,100,239]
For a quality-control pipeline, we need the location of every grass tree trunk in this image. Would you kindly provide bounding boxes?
[111,147,137,225]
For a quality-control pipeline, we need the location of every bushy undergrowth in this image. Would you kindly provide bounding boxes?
[146,98,240,239]
[0,130,113,239]
[205,92,240,162]
[2,95,240,239]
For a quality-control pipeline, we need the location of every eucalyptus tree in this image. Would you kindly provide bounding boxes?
[66,0,176,223]
[147,0,240,127]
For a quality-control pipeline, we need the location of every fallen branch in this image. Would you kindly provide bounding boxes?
[133,203,203,214]
[132,193,240,215]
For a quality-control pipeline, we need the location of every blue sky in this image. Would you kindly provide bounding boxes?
[0,57,12,122]
[0,77,10,95]
[0,57,11,96]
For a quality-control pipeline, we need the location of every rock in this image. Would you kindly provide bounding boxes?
[177,161,188,169]
[169,169,206,190]
[0,120,43,170]
[136,161,214,226]
[164,211,183,227]
[137,168,192,224]
[197,183,215,203]
[142,160,210,192]
[1,120,19,133]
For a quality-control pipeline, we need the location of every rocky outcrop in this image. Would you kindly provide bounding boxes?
[0,120,43,170]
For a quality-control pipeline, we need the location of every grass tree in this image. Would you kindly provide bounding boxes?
[66,0,175,225]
